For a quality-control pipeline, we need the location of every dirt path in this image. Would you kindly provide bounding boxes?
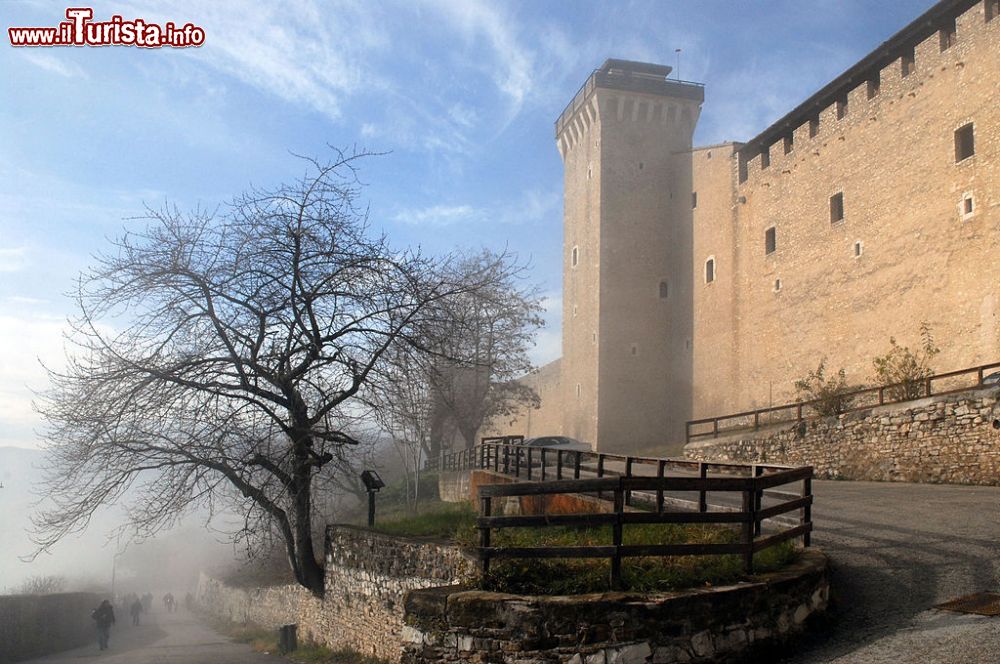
[22,608,283,663]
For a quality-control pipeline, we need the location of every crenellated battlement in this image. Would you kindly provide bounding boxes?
[737,0,991,184]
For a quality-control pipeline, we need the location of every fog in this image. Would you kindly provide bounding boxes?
[1,446,261,597]
[0,439,405,597]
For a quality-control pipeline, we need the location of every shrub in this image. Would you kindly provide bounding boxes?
[872,323,940,401]
[794,359,857,416]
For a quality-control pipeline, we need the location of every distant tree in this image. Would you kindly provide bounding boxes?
[16,575,67,595]
[32,149,519,596]
[794,359,858,416]
[422,251,544,452]
[872,322,940,401]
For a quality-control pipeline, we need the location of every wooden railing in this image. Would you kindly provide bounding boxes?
[477,467,813,589]
[686,360,1000,443]
[423,439,813,589]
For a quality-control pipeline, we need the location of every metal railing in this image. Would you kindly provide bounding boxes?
[686,360,1000,443]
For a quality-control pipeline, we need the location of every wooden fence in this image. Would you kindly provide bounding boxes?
[424,440,813,589]
[686,360,1000,443]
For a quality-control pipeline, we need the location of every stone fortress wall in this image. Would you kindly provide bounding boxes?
[494,0,1000,457]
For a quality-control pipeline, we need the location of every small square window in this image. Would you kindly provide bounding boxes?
[765,227,776,255]
[692,192,697,209]
[705,258,715,284]
[901,48,915,77]
[836,96,848,120]
[830,192,845,224]
[961,194,975,221]
[955,123,975,162]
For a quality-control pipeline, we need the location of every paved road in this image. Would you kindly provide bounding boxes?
[783,479,1000,663]
[23,610,283,663]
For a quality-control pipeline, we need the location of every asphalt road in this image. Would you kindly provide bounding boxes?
[783,479,1000,663]
[22,609,282,663]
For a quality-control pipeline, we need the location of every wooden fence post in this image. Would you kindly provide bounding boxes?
[753,465,764,537]
[527,448,533,481]
[479,495,492,576]
[741,486,755,574]
[656,460,666,513]
[624,457,633,507]
[574,452,582,479]
[540,448,547,482]
[597,454,605,500]
[514,446,521,478]
[556,450,563,480]
[802,474,812,547]
[699,463,708,513]
[503,445,510,475]
[611,479,624,590]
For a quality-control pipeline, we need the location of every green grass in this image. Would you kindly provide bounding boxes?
[371,501,798,595]
[369,500,477,539]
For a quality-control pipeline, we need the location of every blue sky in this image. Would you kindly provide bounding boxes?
[0,0,934,449]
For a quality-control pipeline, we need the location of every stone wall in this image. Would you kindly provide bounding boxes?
[402,550,829,663]
[307,527,477,661]
[0,592,101,663]
[684,389,1000,485]
[197,526,476,662]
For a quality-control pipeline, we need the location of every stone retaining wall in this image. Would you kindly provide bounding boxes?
[685,389,1000,485]
[196,525,476,662]
[402,550,829,663]
[0,592,101,663]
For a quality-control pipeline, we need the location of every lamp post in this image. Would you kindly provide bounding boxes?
[360,470,385,527]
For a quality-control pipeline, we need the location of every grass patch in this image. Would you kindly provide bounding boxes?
[287,645,391,664]
[368,500,477,539]
[369,500,799,595]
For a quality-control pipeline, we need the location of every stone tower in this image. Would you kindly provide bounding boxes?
[555,59,704,453]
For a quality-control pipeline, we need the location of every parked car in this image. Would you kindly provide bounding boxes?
[520,436,591,452]
[982,371,1000,386]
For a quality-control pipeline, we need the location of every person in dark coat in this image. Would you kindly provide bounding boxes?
[130,598,143,625]
[92,599,116,650]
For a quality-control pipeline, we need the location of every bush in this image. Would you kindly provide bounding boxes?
[872,323,940,401]
[794,359,857,416]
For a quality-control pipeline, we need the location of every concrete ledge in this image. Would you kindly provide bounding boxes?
[402,549,830,663]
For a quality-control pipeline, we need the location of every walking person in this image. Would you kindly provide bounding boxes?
[130,597,144,626]
[91,599,116,650]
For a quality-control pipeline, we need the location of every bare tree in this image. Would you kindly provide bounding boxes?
[16,575,67,596]
[32,150,506,595]
[420,251,544,453]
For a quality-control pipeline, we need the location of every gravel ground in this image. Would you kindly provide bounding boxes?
[779,480,1000,663]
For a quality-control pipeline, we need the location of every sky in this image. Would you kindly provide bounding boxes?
[0,0,936,450]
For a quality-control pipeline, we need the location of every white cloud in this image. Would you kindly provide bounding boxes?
[393,204,479,226]
[393,189,559,228]
[0,247,29,273]
[18,51,88,79]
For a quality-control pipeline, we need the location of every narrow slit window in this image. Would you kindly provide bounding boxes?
[705,258,715,284]
[765,227,776,255]
[692,191,698,209]
[659,280,669,299]
[830,192,845,224]
[955,123,975,162]
[939,18,956,51]
[773,279,782,292]
[854,240,863,258]
[571,245,579,267]
[901,48,915,77]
